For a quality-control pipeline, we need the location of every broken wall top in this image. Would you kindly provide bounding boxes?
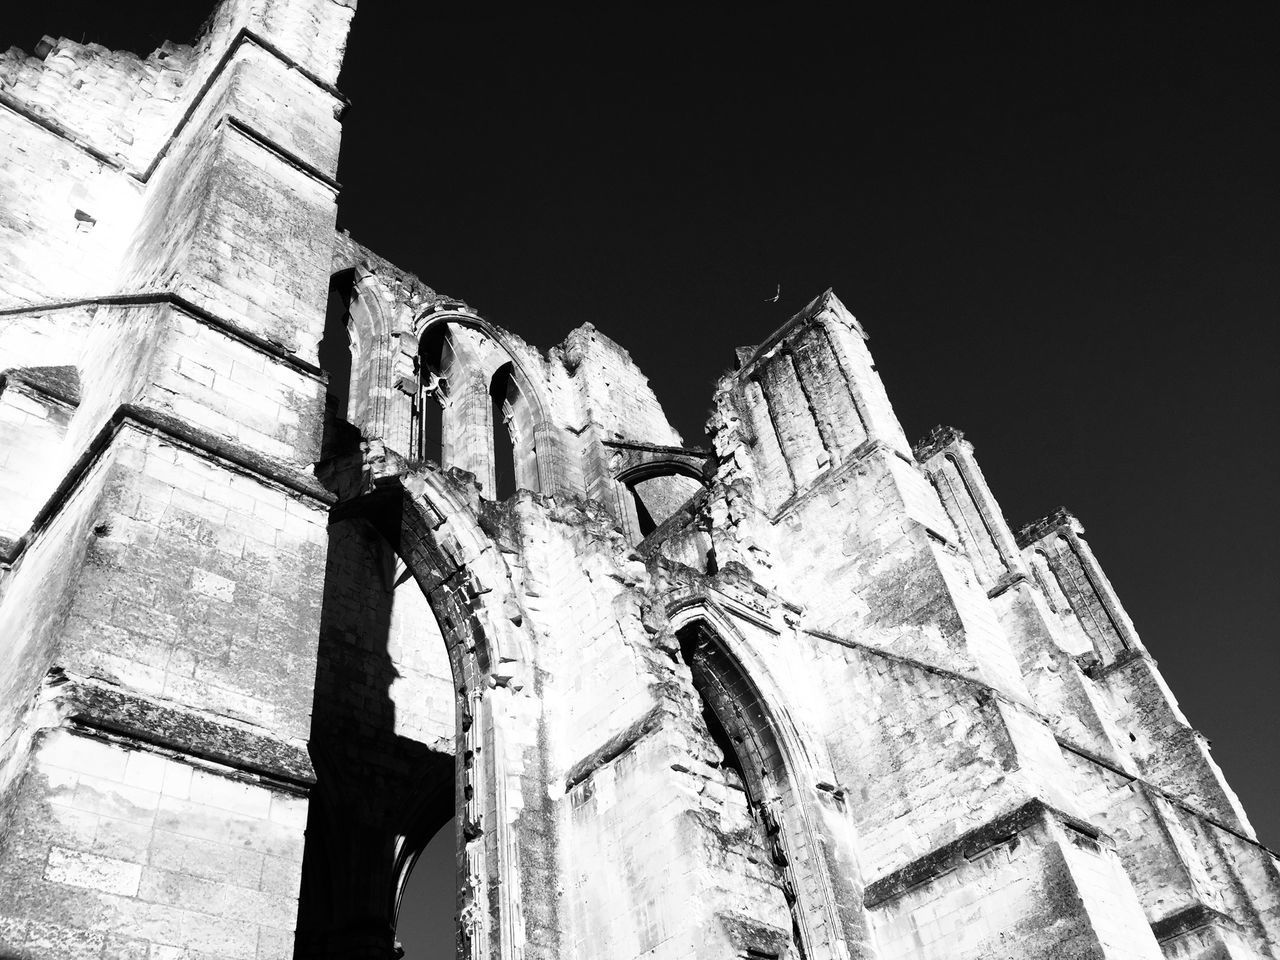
[0,0,353,177]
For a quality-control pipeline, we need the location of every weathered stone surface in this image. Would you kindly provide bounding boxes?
[1,2,1277,959]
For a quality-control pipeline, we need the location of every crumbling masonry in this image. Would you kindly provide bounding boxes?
[0,2,1277,959]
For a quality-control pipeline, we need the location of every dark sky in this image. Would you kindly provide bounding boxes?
[6,3,1278,958]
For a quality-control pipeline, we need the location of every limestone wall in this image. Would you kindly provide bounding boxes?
[1,0,1278,958]
[0,0,354,956]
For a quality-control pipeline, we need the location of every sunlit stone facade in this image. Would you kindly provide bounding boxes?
[2,2,1278,958]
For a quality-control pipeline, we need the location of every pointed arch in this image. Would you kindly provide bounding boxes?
[323,267,414,452]
[388,468,538,958]
[297,465,539,960]
[488,361,541,500]
[668,598,873,960]
[415,308,558,497]
[489,363,518,500]
[418,321,453,466]
[615,461,707,542]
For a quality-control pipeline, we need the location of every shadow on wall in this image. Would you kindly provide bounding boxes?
[295,510,458,958]
[300,320,461,958]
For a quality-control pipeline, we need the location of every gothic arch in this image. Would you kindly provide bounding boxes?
[325,267,415,449]
[387,468,537,956]
[667,599,873,960]
[415,309,552,431]
[298,465,538,960]
[613,458,709,541]
[488,361,539,499]
[614,458,708,487]
[415,308,560,496]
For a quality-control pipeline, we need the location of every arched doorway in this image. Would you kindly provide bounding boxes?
[296,468,538,960]
[670,607,872,960]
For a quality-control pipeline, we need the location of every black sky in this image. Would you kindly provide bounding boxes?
[6,3,1278,957]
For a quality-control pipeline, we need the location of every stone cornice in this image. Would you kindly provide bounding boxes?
[2,404,334,568]
[48,670,315,792]
[0,292,325,380]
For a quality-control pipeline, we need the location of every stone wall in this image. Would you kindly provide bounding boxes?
[1,1,1278,959]
[0,1,352,956]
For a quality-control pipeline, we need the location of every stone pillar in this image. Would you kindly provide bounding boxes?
[0,417,330,958]
[913,425,1024,590]
[444,372,495,496]
[1016,510,1250,827]
[1016,509,1280,956]
[0,1,355,956]
[725,360,1030,696]
[731,290,910,513]
[1017,509,1141,664]
[914,426,1127,761]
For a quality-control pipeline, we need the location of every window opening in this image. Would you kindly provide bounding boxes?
[419,325,452,466]
[630,483,658,537]
[320,277,354,422]
[489,364,517,501]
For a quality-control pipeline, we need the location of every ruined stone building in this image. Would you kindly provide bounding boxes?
[0,2,1277,959]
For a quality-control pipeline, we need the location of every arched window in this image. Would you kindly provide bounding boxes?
[413,320,542,499]
[318,272,364,458]
[320,274,355,422]
[489,364,518,501]
[419,324,451,466]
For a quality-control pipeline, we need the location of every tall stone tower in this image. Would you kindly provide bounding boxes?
[0,3,1276,959]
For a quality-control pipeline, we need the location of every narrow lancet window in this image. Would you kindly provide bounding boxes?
[419,325,452,465]
[320,274,355,422]
[490,363,518,501]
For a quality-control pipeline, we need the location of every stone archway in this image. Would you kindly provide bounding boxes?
[668,601,873,960]
[605,441,710,542]
[296,464,541,960]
